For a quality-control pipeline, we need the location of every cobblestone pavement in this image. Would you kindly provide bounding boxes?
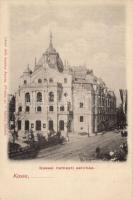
[35,131,127,161]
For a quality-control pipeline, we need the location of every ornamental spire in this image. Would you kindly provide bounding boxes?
[49,31,53,48]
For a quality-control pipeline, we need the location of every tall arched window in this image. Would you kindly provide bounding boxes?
[37,92,42,102]
[25,92,30,102]
[49,92,54,102]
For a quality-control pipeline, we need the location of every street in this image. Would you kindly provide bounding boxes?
[35,131,127,161]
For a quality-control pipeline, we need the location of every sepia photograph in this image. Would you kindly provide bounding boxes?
[8,3,128,161]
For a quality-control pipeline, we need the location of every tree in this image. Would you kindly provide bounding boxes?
[116,104,126,129]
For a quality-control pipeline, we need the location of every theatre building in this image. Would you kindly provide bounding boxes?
[15,34,116,139]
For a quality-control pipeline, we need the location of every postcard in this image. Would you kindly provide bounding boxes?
[0,0,132,199]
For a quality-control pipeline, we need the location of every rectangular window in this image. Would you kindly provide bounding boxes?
[18,120,21,130]
[25,106,30,112]
[43,124,46,128]
[80,102,83,108]
[18,106,22,112]
[60,106,64,111]
[24,80,27,84]
[49,120,53,130]
[25,120,29,131]
[49,78,53,83]
[49,106,54,111]
[80,116,84,122]
[67,102,71,111]
[64,78,67,83]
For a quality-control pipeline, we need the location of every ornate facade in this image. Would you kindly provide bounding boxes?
[15,34,116,139]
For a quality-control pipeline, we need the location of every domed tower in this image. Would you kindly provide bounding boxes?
[36,32,64,73]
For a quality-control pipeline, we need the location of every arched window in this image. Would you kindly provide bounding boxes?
[59,120,64,131]
[37,106,41,112]
[36,120,41,131]
[49,92,54,102]
[25,106,30,112]
[37,92,42,102]
[25,92,30,102]
[38,79,42,84]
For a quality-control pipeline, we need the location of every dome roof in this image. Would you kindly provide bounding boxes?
[44,33,64,72]
[33,33,64,73]
[57,56,64,72]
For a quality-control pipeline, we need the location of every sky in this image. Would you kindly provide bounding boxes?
[9,4,126,105]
